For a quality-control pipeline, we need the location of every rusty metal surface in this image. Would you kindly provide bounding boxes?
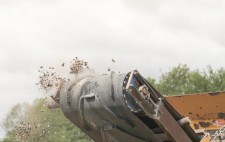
[166,92,225,130]
[200,133,211,142]
[125,70,200,142]
[157,105,193,142]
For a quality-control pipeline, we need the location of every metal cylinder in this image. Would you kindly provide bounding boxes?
[58,72,162,142]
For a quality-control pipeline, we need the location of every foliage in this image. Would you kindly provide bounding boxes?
[1,99,91,142]
[2,103,29,132]
[0,130,16,142]
[147,64,225,95]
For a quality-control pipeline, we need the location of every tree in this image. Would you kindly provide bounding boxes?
[1,99,91,142]
[2,103,28,131]
[1,103,29,142]
[147,64,225,96]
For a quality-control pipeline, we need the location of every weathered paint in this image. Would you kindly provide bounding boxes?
[166,92,225,130]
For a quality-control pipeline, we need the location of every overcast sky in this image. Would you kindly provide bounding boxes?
[1,0,225,138]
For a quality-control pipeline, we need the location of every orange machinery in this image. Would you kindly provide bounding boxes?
[166,92,225,141]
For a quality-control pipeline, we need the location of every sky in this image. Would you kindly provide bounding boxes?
[0,0,225,139]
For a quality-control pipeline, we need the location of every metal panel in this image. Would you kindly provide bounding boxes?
[166,92,225,130]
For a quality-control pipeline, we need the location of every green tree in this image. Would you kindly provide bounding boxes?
[158,64,191,95]
[147,64,225,95]
[1,99,91,142]
[1,103,29,142]
[2,103,28,131]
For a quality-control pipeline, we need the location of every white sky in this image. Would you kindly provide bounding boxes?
[1,0,225,138]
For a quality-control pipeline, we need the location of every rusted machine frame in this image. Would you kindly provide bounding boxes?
[125,70,200,142]
[55,70,221,142]
[166,92,225,141]
[166,92,225,131]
